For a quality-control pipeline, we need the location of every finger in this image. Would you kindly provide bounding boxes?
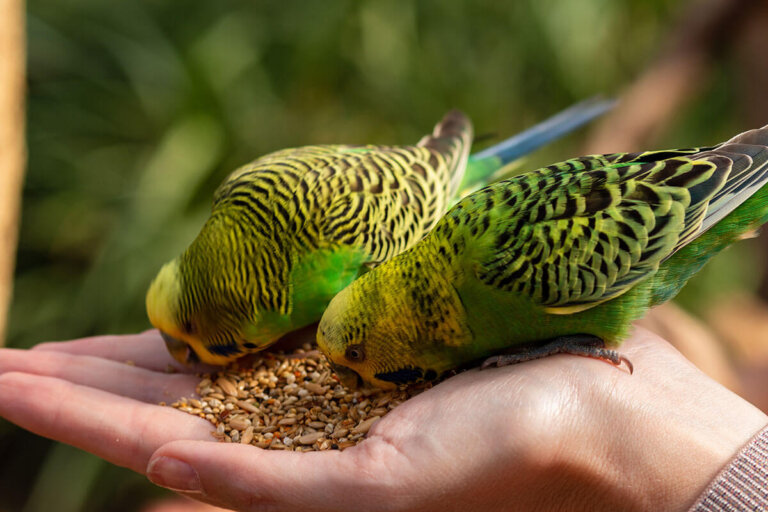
[32,330,216,374]
[147,438,404,512]
[141,497,230,512]
[0,372,213,473]
[0,348,199,403]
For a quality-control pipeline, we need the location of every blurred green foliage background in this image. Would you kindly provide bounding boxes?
[2,0,763,510]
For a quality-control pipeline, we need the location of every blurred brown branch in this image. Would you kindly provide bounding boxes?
[583,0,768,404]
[584,0,761,154]
[706,294,768,412]
[639,303,741,392]
[588,0,768,303]
[736,1,768,301]
[0,0,26,345]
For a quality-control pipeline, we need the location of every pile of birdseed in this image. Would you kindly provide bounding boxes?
[167,345,425,451]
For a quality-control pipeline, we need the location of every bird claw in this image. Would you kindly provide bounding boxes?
[480,334,634,374]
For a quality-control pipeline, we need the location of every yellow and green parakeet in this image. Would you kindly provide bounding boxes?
[317,125,768,389]
[146,99,613,365]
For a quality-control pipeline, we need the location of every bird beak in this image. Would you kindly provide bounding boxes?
[330,363,363,390]
[160,331,200,366]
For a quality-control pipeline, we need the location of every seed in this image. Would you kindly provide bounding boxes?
[331,428,349,439]
[216,377,238,397]
[241,426,254,445]
[237,400,260,414]
[168,347,428,451]
[228,416,251,431]
[297,432,325,445]
[304,382,326,395]
[352,417,379,435]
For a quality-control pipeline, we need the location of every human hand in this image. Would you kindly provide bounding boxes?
[0,328,765,512]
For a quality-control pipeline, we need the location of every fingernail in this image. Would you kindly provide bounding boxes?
[147,456,201,492]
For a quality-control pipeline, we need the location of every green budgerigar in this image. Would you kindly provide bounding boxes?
[146,100,612,365]
[318,125,768,389]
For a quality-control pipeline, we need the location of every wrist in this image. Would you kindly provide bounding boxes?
[563,370,768,511]
[524,350,768,511]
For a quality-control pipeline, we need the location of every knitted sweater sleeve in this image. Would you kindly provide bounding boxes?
[688,424,768,511]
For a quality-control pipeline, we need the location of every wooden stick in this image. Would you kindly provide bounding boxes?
[0,0,26,345]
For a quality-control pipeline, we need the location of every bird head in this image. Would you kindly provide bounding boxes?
[317,265,440,390]
[146,218,291,366]
[145,257,254,366]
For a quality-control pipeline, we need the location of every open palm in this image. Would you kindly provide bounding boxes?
[0,328,765,512]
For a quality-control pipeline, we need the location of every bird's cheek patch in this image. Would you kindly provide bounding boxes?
[374,365,425,385]
[208,342,243,357]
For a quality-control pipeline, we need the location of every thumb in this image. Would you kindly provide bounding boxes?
[146,439,395,512]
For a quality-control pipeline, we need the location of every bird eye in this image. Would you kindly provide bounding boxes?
[345,344,365,363]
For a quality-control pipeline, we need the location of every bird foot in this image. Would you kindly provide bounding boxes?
[480,334,633,374]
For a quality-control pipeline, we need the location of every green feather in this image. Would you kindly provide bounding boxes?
[287,245,367,328]
[147,105,605,366]
[318,125,768,388]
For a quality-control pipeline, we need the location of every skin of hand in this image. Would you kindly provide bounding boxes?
[0,327,765,512]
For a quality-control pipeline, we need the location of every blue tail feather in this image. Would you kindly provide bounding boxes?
[471,96,616,165]
[455,96,615,198]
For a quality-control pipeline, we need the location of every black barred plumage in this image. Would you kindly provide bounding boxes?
[215,142,468,264]
[318,125,768,389]
[147,110,475,365]
[434,127,768,310]
[148,102,620,367]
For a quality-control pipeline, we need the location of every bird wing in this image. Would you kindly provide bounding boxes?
[210,112,472,265]
[454,137,767,313]
[318,143,459,263]
[319,111,472,263]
